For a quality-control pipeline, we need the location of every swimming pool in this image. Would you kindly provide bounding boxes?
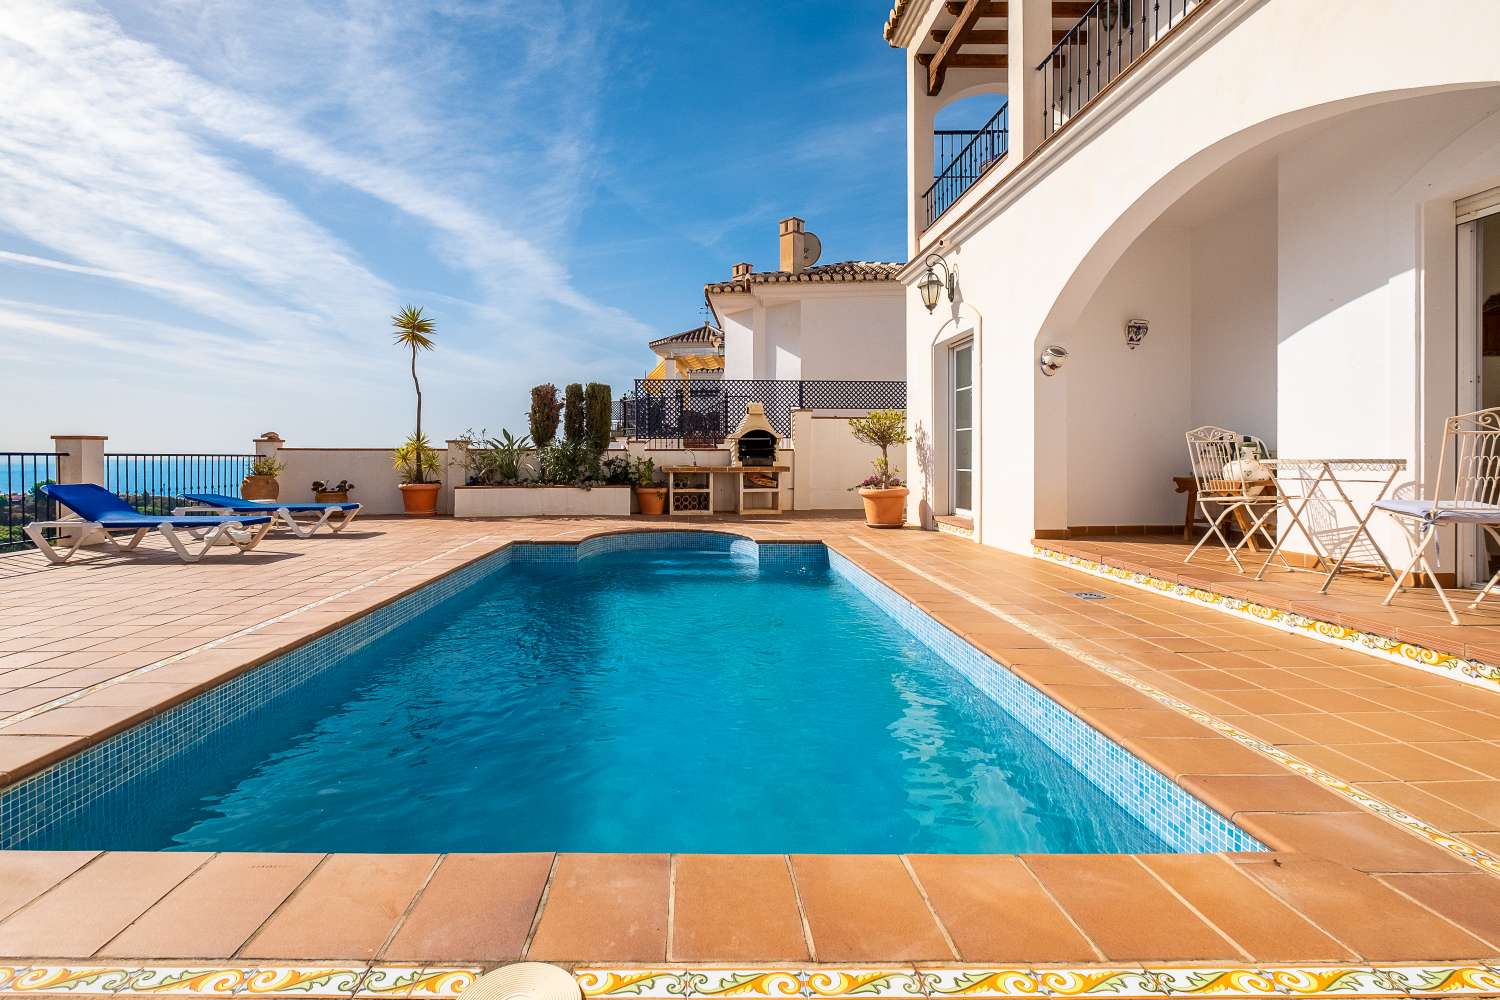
[2,533,1260,855]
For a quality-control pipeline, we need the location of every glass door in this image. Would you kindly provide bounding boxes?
[951,342,974,516]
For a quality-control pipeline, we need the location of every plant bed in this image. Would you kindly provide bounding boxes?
[454,485,631,518]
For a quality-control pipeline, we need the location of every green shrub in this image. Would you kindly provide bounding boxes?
[529,384,561,447]
[585,383,612,455]
[563,383,585,443]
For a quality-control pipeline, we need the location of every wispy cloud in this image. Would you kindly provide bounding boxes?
[0,0,650,447]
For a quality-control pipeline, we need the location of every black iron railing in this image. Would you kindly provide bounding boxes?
[620,380,906,445]
[2,452,63,552]
[104,453,257,514]
[924,104,1009,228]
[1039,0,1198,141]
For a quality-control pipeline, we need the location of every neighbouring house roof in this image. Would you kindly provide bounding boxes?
[676,353,724,373]
[648,323,722,351]
[705,260,903,295]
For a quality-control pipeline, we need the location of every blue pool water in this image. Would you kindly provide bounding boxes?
[33,542,1175,854]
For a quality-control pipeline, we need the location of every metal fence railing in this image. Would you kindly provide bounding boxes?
[1039,0,1201,141]
[103,453,257,515]
[925,103,1009,227]
[2,453,63,552]
[619,379,906,445]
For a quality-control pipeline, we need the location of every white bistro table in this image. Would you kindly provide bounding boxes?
[1255,458,1406,592]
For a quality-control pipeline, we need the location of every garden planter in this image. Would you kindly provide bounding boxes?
[241,474,279,501]
[453,486,630,517]
[399,482,441,516]
[858,486,908,528]
[635,486,667,516]
[315,490,350,504]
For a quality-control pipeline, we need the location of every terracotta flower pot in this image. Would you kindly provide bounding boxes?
[315,490,350,504]
[858,486,909,528]
[635,486,667,516]
[242,474,279,501]
[399,482,441,517]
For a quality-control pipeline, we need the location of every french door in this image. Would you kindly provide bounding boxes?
[951,342,974,516]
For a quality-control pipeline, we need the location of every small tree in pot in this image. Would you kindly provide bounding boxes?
[392,305,442,515]
[849,409,910,528]
[632,456,666,515]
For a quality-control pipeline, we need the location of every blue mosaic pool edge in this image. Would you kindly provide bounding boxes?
[1,530,1258,853]
[825,549,1265,854]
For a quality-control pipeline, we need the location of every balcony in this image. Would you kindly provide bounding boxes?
[923,103,1009,227]
[1039,0,1201,140]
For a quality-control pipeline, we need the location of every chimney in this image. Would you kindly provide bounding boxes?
[732,261,753,279]
[779,216,806,274]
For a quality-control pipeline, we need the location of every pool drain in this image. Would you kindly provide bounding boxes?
[460,963,581,1000]
[1072,591,1108,601]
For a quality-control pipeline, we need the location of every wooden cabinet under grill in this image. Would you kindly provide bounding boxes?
[664,465,788,516]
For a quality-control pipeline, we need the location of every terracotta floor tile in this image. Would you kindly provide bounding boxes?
[1084,708,1213,740]
[0,852,207,957]
[239,854,435,960]
[1022,856,1239,961]
[790,855,952,962]
[527,854,668,962]
[384,853,552,962]
[1129,736,1288,779]
[0,704,147,737]
[1356,782,1496,834]
[670,855,807,962]
[1139,854,1354,961]
[0,851,98,922]
[0,734,80,780]
[1380,873,1500,951]
[1237,855,1489,961]
[1413,780,1500,827]
[907,855,1098,962]
[102,853,321,958]
[1178,774,1356,816]
[1237,812,1472,873]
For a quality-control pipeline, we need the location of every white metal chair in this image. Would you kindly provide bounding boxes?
[1184,426,1287,573]
[1376,407,1500,624]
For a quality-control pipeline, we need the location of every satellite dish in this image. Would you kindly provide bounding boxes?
[802,231,822,269]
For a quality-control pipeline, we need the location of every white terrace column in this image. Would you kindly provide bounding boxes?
[51,434,106,486]
[444,439,469,516]
[1007,0,1055,159]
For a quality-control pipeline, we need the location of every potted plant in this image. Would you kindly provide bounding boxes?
[312,479,355,503]
[394,433,442,515]
[633,457,666,515]
[849,409,911,528]
[242,456,285,501]
[392,304,441,515]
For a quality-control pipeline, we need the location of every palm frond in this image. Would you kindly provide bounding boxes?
[391,304,437,350]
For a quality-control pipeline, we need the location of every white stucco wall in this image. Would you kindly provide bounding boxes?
[275,449,406,515]
[797,291,907,381]
[765,302,802,380]
[900,0,1500,559]
[792,410,906,510]
[721,307,757,381]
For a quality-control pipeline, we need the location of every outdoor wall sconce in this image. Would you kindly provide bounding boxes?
[1039,345,1069,376]
[918,253,956,313]
[1125,318,1148,349]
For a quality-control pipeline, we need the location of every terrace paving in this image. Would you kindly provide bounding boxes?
[1,515,1499,996]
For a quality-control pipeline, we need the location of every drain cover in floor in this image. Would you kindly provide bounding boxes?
[1072,591,1109,600]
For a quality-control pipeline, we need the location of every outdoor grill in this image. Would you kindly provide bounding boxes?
[726,403,780,467]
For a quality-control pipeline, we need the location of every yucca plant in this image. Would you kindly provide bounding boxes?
[391,305,437,444]
[393,432,441,485]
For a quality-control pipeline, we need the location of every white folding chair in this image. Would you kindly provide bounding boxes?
[1377,407,1500,625]
[1184,426,1289,573]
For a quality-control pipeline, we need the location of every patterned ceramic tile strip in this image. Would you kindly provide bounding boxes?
[5,965,1499,1000]
[0,535,502,733]
[1034,546,1500,690]
[847,537,1500,879]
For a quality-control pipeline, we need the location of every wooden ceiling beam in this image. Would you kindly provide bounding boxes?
[928,0,987,95]
[944,1,1006,15]
[918,53,1009,70]
[1053,1,1094,17]
[930,28,1007,44]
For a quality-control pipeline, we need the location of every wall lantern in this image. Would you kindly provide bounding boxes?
[918,253,956,313]
[1125,318,1148,350]
[1039,345,1070,376]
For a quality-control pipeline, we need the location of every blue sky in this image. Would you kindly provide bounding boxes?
[1,0,912,449]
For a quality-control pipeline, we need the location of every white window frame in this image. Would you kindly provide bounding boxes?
[950,340,975,517]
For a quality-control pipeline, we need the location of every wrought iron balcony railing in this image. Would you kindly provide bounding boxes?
[923,103,1009,228]
[619,379,907,447]
[1039,0,1200,141]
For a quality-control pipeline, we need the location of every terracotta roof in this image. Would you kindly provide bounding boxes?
[648,323,722,350]
[705,260,903,295]
[883,0,916,43]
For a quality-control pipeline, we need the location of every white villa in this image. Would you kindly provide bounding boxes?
[888,0,1500,586]
[705,217,905,383]
[643,323,725,382]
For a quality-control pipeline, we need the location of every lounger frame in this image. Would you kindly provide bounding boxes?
[172,504,361,538]
[22,519,272,565]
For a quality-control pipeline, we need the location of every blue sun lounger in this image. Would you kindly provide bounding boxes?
[25,483,273,564]
[177,492,362,538]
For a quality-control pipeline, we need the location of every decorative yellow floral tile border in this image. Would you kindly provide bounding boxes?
[5,964,1500,999]
[1033,547,1500,690]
